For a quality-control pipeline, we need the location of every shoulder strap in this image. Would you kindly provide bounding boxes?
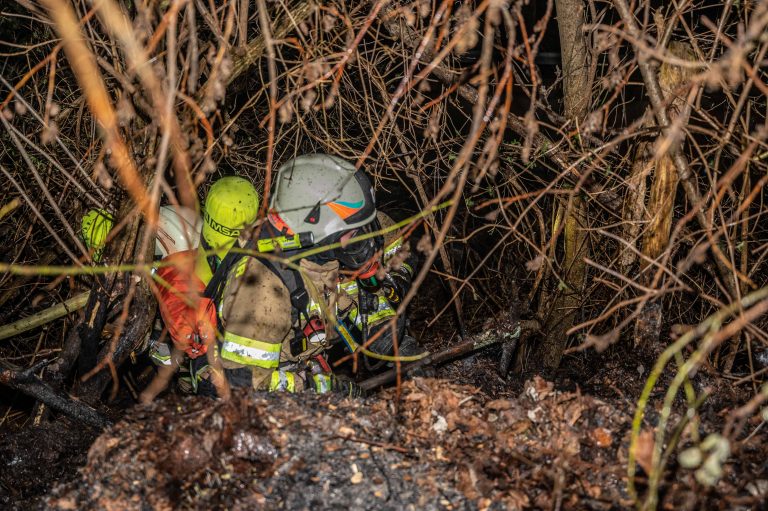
[203,238,251,302]
[204,231,309,317]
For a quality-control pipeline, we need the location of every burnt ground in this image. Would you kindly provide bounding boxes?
[0,419,100,508]
[1,365,766,510]
[1,278,768,509]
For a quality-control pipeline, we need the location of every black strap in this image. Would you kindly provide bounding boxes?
[202,238,252,302]
[203,228,310,347]
[199,236,220,275]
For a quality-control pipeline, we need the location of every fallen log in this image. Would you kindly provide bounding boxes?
[360,319,539,391]
[0,291,90,341]
[0,361,110,429]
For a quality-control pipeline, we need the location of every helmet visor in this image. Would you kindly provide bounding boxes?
[311,218,383,270]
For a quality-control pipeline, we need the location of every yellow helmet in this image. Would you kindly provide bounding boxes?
[202,177,259,257]
[81,209,115,262]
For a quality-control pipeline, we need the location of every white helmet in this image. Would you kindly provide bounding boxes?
[154,206,202,257]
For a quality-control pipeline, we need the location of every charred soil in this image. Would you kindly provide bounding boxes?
[10,371,762,510]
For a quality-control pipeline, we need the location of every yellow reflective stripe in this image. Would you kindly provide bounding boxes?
[384,238,403,261]
[307,299,322,317]
[224,331,281,352]
[220,347,279,368]
[313,374,332,394]
[367,307,396,324]
[150,353,172,366]
[233,257,248,278]
[348,296,395,325]
[220,330,280,368]
[269,370,296,392]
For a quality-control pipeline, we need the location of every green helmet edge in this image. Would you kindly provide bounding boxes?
[81,208,115,262]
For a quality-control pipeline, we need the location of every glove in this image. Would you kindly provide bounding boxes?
[381,265,412,306]
[187,298,216,357]
[160,289,215,358]
[155,251,216,359]
[312,373,365,398]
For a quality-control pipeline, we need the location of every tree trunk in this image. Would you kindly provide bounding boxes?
[633,41,696,350]
[540,195,589,369]
[557,0,591,121]
[538,0,592,370]
[640,42,695,266]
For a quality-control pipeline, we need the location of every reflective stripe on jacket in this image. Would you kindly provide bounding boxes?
[220,331,281,368]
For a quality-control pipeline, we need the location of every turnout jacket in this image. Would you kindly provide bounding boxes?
[216,212,411,392]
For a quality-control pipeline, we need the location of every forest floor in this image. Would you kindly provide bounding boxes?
[1,281,767,510]
[1,350,767,510]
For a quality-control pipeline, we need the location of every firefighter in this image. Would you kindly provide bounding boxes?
[84,158,423,397]
[150,177,260,364]
[207,154,424,395]
[81,177,259,365]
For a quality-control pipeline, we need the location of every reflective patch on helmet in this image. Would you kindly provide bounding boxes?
[268,211,295,235]
[327,200,364,220]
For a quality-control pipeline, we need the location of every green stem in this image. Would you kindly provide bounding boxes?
[628,285,768,509]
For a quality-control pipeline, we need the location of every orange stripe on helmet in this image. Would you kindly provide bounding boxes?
[327,201,360,220]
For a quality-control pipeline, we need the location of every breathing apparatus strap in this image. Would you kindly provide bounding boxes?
[203,228,314,305]
[200,236,221,274]
[202,238,252,303]
[202,227,312,355]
